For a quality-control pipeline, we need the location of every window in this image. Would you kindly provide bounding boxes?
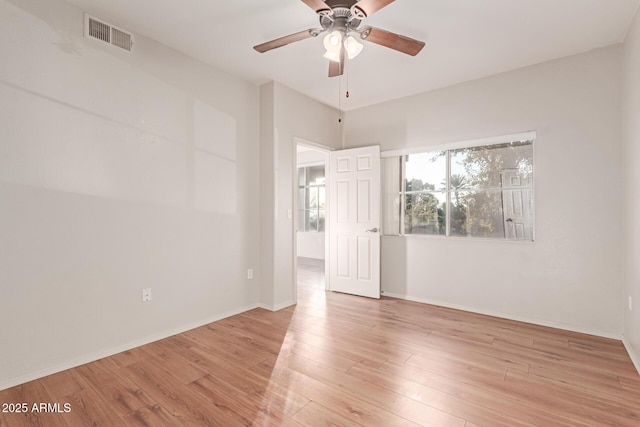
[383,137,534,240]
[404,151,447,235]
[297,165,326,232]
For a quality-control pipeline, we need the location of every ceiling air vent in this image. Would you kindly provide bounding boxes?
[84,14,133,52]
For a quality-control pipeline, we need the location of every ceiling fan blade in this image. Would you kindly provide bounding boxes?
[300,0,331,13]
[328,49,345,77]
[253,29,316,53]
[353,0,396,17]
[362,26,425,56]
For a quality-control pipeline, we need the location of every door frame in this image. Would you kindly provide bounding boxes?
[292,138,333,304]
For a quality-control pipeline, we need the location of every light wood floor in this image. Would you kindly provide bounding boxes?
[297,257,325,290]
[2,264,640,426]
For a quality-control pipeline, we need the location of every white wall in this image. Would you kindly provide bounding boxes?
[0,0,260,389]
[259,82,341,309]
[623,7,640,369]
[296,233,325,260]
[344,46,624,337]
[259,82,276,309]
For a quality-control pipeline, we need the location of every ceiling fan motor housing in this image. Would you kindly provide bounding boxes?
[319,0,364,33]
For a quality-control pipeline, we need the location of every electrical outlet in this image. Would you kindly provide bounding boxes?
[247,269,254,280]
[629,296,633,312]
[142,288,152,302]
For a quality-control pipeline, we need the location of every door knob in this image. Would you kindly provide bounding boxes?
[366,227,379,233]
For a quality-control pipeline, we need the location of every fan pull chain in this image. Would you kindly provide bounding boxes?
[346,64,350,99]
[338,73,342,123]
[338,61,350,123]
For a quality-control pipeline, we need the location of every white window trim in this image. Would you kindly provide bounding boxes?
[381,131,537,158]
[384,131,536,241]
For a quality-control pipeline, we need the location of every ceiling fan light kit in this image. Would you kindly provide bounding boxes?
[344,35,363,59]
[323,49,341,62]
[323,30,343,61]
[254,0,425,77]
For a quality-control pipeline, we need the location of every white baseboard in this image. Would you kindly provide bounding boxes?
[0,302,260,392]
[623,336,640,375]
[258,300,296,312]
[382,292,622,340]
[274,300,296,311]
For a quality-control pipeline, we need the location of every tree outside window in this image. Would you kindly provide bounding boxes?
[401,140,533,240]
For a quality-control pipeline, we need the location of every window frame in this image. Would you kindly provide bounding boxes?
[297,162,326,233]
[382,131,536,242]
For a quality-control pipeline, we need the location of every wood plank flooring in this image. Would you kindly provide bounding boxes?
[1,262,639,426]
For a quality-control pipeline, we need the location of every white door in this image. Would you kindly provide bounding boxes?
[501,168,533,240]
[329,146,381,298]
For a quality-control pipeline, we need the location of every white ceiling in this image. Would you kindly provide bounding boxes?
[65,0,640,110]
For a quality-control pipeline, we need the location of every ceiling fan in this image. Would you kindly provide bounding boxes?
[253,0,425,77]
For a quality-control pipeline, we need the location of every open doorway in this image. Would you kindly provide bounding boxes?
[295,142,330,296]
